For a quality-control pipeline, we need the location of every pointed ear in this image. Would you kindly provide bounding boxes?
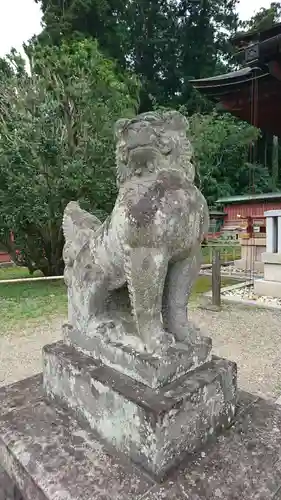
[115,118,130,140]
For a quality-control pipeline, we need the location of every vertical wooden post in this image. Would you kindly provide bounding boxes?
[212,249,221,308]
[272,135,279,191]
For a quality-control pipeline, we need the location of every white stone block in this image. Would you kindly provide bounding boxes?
[254,279,281,298]
[266,217,275,253]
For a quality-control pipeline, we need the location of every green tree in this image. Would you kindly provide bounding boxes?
[240,2,281,32]
[176,0,238,110]
[190,112,272,205]
[36,0,128,65]
[0,39,138,275]
[35,0,239,112]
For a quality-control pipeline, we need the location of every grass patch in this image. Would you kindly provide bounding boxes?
[190,275,237,301]
[0,279,67,329]
[0,271,237,330]
[0,266,44,281]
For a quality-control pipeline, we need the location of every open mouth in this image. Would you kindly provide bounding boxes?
[127,145,171,160]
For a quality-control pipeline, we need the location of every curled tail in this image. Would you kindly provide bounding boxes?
[62,201,102,269]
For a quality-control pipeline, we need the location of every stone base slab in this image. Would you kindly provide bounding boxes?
[262,252,281,264]
[234,258,264,272]
[1,376,281,499]
[43,342,237,478]
[254,278,281,298]
[63,323,212,389]
[264,263,281,282]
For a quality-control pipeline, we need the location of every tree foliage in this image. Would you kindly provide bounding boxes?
[190,113,272,205]
[240,2,281,32]
[0,39,138,275]
[35,0,239,112]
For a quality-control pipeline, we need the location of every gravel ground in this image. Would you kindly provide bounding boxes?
[222,284,281,308]
[1,306,281,401]
[190,304,281,400]
[0,316,64,388]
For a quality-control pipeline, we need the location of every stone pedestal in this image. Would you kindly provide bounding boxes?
[235,237,265,272]
[1,376,281,499]
[255,211,281,298]
[255,252,281,297]
[43,341,237,479]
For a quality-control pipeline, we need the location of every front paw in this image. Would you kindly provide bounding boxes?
[174,322,202,344]
[146,329,175,354]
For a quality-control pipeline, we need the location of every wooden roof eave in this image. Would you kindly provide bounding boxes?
[192,67,256,86]
[191,68,269,99]
[215,192,281,204]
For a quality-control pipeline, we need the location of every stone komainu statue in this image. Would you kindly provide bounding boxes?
[63,110,209,354]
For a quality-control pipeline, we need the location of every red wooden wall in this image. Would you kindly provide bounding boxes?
[224,201,281,222]
[0,252,12,263]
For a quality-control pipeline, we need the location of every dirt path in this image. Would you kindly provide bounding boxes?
[1,305,281,400]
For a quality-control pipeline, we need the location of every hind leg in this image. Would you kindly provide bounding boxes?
[162,249,202,343]
[125,247,174,353]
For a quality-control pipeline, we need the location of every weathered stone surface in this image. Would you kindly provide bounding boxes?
[1,378,281,500]
[63,323,212,389]
[0,378,153,500]
[62,110,210,362]
[177,396,281,499]
[0,374,42,415]
[235,390,260,415]
[137,483,185,499]
[43,341,237,478]
[0,465,24,500]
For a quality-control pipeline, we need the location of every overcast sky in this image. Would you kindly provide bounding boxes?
[0,0,274,58]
